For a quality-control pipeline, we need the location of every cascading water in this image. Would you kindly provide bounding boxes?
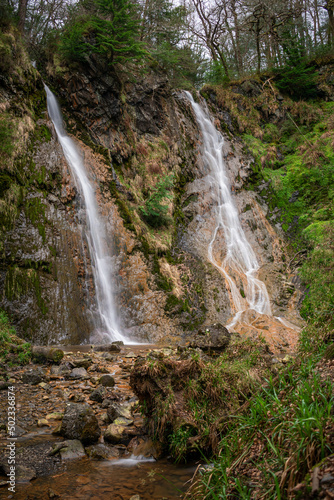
[45,85,128,343]
[185,91,272,328]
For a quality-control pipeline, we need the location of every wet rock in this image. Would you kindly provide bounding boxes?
[127,437,162,459]
[113,417,133,426]
[48,488,60,498]
[85,443,120,460]
[38,382,51,391]
[320,473,334,485]
[190,324,231,354]
[93,344,121,353]
[51,439,86,460]
[37,419,49,427]
[101,399,113,408]
[107,402,132,422]
[104,424,126,444]
[32,346,64,364]
[72,358,93,369]
[89,385,107,403]
[99,374,115,387]
[100,353,115,361]
[60,403,101,444]
[16,465,36,482]
[46,412,63,420]
[12,425,27,437]
[22,367,45,385]
[51,362,73,376]
[100,412,109,423]
[69,367,88,379]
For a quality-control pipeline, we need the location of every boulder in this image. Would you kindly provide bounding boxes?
[60,403,101,444]
[89,386,107,403]
[107,402,132,423]
[85,443,120,460]
[104,424,126,444]
[99,374,115,387]
[190,324,231,354]
[32,346,64,364]
[50,440,86,460]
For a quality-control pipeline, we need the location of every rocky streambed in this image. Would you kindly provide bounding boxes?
[0,343,196,499]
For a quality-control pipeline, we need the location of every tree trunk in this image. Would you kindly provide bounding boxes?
[18,0,28,33]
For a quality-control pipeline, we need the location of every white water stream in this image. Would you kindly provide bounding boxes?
[185,92,272,328]
[45,85,127,343]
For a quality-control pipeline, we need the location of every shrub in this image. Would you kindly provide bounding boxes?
[139,174,174,227]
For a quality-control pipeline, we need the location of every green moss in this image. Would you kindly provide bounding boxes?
[24,197,48,243]
[5,266,48,314]
[109,180,136,233]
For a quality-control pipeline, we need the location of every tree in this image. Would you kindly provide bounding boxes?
[60,0,147,64]
[139,174,174,227]
[188,0,231,80]
[18,0,27,32]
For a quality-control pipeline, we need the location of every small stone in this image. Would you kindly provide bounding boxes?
[46,412,63,420]
[0,381,9,391]
[104,424,126,444]
[90,376,99,385]
[100,353,115,361]
[125,352,137,358]
[320,473,334,485]
[48,488,60,498]
[38,382,51,391]
[69,367,88,379]
[72,358,93,369]
[89,386,107,403]
[99,374,115,387]
[129,496,141,500]
[113,417,133,426]
[37,419,49,427]
[100,412,109,423]
[107,402,132,422]
[101,399,113,409]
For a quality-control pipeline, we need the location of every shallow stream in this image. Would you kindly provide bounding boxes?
[14,456,195,499]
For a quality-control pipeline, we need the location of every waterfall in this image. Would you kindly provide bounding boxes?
[185,91,272,328]
[45,85,128,343]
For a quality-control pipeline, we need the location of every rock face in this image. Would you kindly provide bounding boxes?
[60,403,101,444]
[0,37,303,346]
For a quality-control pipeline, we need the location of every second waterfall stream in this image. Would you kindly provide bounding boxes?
[45,85,128,343]
[185,91,283,332]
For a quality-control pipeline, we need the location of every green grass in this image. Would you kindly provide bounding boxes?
[0,310,32,366]
[191,324,333,499]
[131,338,272,462]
